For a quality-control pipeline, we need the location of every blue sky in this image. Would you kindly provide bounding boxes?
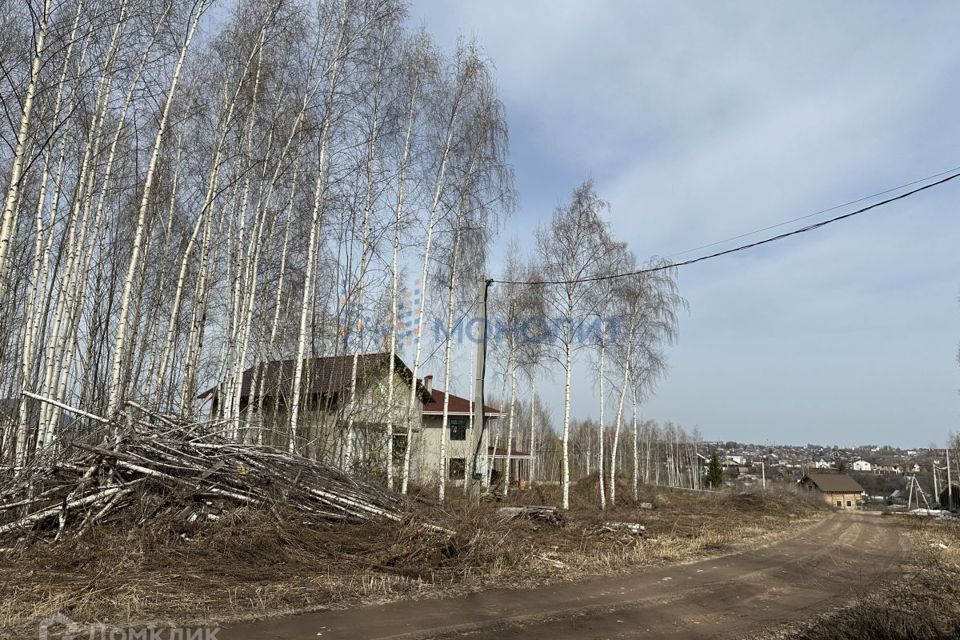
[406,1,960,447]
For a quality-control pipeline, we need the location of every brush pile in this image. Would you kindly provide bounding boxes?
[497,505,565,525]
[0,402,404,545]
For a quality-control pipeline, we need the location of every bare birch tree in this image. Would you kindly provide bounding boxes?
[535,181,612,510]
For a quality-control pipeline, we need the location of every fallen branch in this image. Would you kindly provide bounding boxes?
[20,391,110,424]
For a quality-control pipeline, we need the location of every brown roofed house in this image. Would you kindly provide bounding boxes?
[798,473,865,510]
[199,353,433,475]
[200,353,517,487]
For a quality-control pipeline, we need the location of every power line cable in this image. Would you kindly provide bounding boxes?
[666,164,960,258]
[493,168,960,286]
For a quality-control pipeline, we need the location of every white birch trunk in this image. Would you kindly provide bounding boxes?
[598,328,606,509]
[253,169,299,433]
[503,348,517,496]
[528,374,537,485]
[437,248,462,502]
[107,2,207,416]
[610,361,630,506]
[562,338,572,510]
[289,13,350,452]
[15,1,85,463]
[399,98,463,495]
[0,0,51,303]
[225,31,270,435]
[385,80,420,490]
[610,316,637,506]
[345,33,388,469]
[37,0,134,438]
[631,385,639,500]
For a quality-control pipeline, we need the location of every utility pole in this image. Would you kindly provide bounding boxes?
[761,459,766,490]
[914,475,932,511]
[948,446,954,511]
[933,462,939,504]
[466,277,492,500]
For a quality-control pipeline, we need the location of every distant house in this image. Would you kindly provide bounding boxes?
[851,459,873,472]
[874,462,903,475]
[798,473,865,510]
[814,458,833,470]
[721,457,744,475]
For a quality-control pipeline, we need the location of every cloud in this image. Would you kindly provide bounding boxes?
[407,0,960,447]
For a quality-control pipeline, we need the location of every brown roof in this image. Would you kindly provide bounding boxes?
[422,389,502,416]
[801,473,864,494]
[199,353,428,403]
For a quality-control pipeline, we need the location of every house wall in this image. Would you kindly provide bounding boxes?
[240,370,425,473]
[234,368,513,487]
[418,414,492,485]
[821,491,862,510]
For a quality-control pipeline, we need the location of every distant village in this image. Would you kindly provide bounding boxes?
[705,441,951,505]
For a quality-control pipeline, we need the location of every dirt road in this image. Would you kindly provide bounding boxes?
[221,512,903,640]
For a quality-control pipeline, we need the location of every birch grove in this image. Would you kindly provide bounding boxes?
[0,0,515,473]
[0,0,688,512]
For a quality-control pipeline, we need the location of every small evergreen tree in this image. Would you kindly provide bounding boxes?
[706,453,724,489]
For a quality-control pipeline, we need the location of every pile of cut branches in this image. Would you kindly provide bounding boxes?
[0,401,404,545]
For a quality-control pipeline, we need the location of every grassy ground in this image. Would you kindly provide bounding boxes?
[759,515,960,640]
[0,478,826,637]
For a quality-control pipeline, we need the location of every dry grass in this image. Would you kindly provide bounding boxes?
[0,480,827,638]
[758,516,960,640]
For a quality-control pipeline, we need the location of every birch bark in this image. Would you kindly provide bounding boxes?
[107,0,209,416]
[399,59,473,494]
[385,75,420,488]
[288,9,350,452]
[0,0,52,304]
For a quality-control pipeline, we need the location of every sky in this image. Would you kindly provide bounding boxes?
[404,1,960,448]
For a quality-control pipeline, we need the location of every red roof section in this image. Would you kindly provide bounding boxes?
[422,389,501,416]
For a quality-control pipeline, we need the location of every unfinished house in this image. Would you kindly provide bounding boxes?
[200,353,432,476]
[201,353,518,486]
[798,472,865,510]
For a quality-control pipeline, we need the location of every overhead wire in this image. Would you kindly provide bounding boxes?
[666,164,960,259]
[493,168,960,286]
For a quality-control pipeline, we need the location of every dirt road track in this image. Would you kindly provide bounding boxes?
[222,512,904,640]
